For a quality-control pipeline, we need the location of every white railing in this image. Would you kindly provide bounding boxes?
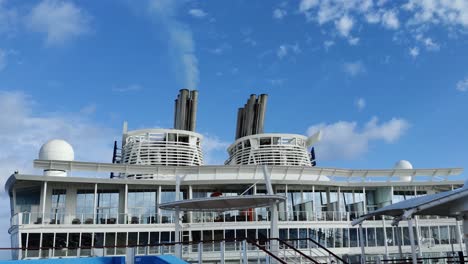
[12,210,455,226]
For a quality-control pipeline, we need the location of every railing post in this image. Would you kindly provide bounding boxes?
[220,241,225,264]
[242,240,248,264]
[197,242,203,264]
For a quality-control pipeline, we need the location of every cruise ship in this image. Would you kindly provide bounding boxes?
[5,89,466,263]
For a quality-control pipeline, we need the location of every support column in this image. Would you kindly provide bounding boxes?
[382,219,389,259]
[408,218,418,264]
[395,224,403,259]
[457,218,464,253]
[359,224,366,264]
[463,215,468,255]
[174,176,182,258]
[93,183,98,224]
[41,181,48,223]
[414,216,423,258]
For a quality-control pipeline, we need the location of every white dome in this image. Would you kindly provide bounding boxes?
[39,139,74,161]
[394,160,413,170]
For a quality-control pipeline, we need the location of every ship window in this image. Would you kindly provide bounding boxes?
[244,140,251,148]
[50,189,66,224]
[160,232,170,243]
[334,228,343,248]
[450,226,457,244]
[54,233,67,257]
[342,228,349,248]
[116,233,127,255]
[366,228,376,247]
[149,232,159,245]
[105,233,116,255]
[27,233,40,258]
[224,229,235,242]
[236,229,246,240]
[259,137,271,145]
[178,135,189,143]
[80,233,92,256]
[258,229,268,243]
[349,228,358,247]
[386,227,394,246]
[138,232,149,254]
[431,226,440,245]
[15,187,40,214]
[97,190,119,224]
[168,133,176,142]
[94,233,104,248]
[376,228,385,246]
[289,228,298,240]
[128,232,138,246]
[41,233,54,258]
[68,233,80,256]
[128,190,157,223]
[76,190,94,224]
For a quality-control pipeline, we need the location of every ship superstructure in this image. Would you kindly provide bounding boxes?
[4,90,466,263]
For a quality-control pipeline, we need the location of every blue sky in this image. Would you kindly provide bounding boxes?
[1,0,468,254]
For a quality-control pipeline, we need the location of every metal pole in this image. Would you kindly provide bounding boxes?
[394,223,403,259]
[414,216,423,258]
[242,240,248,264]
[382,218,389,259]
[457,218,464,253]
[220,241,225,264]
[197,242,202,264]
[407,218,418,264]
[359,224,366,264]
[175,176,182,258]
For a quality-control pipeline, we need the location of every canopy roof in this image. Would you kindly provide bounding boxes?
[352,184,468,226]
[159,195,286,212]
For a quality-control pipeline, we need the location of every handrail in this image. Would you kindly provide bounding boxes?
[285,238,348,264]
[247,239,287,264]
[272,238,320,264]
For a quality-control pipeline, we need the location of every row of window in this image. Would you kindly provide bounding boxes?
[20,224,460,258]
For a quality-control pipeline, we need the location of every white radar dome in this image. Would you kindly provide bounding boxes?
[39,139,75,161]
[394,160,413,182]
[394,160,413,170]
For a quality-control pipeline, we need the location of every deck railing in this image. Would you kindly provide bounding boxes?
[11,211,454,226]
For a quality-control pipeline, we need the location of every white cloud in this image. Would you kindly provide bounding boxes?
[299,0,318,13]
[209,43,231,55]
[403,0,468,28]
[188,8,207,18]
[307,117,410,160]
[355,97,366,111]
[343,61,365,76]
[273,8,287,19]
[269,78,285,86]
[456,78,468,92]
[297,0,466,51]
[409,46,419,57]
[0,91,117,245]
[423,37,440,51]
[202,135,229,165]
[381,10,399,29]
[0,49,6,71]
[276,43,301,59]
[348,36,360,45]
[323,40,335,50]
[336,15,354,37]
[149,0,199,89]
[112,84,142,93]
[27,0,90,45]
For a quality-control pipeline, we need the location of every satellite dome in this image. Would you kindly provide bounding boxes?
[394,160,413,182]
[394,160,413,170]
[39,139,74,161]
